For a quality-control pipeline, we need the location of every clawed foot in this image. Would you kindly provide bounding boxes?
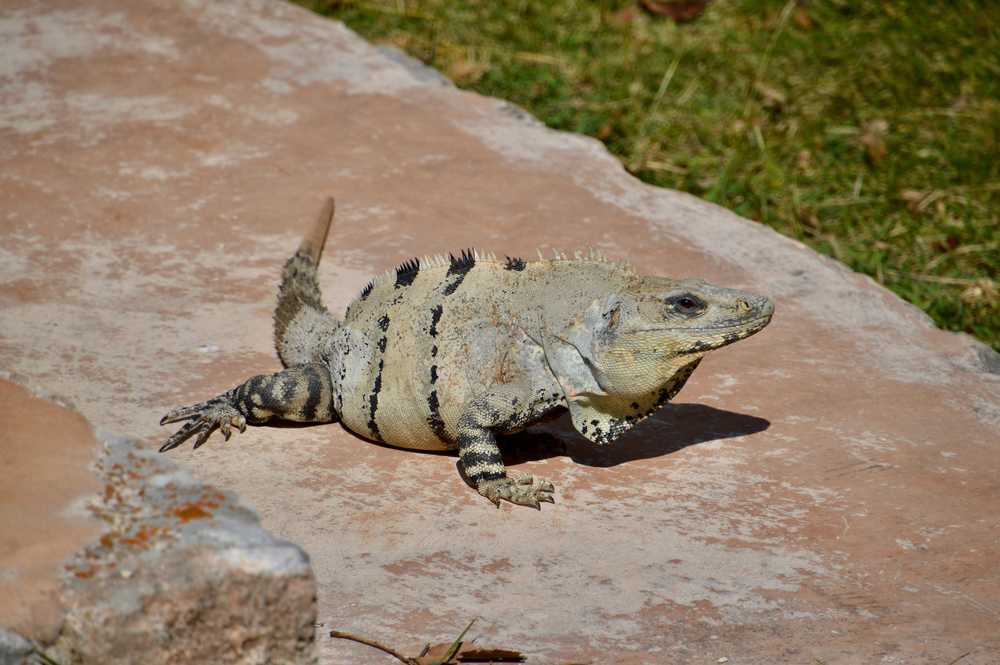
[158,398,246,452]
[478,474,555,509]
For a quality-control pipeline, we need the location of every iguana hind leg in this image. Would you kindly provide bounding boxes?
[457,388,555,509]
[159,362,336,452]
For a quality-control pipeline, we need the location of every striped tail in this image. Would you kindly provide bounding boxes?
[274,197,340,367]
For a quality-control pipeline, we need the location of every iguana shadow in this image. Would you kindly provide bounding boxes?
[500,402,770,468]
[267,402,768,469]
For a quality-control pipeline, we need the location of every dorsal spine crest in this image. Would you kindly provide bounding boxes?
[346,248,630,303]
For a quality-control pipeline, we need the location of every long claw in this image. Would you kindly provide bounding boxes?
[160,403,205,425]
[159,399,244,453]
[479,475,557,509]
[192,419,215,449]
[159,439,181,454]
[159,419,201,453]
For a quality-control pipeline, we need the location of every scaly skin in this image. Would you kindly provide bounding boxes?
[160,198,774,509]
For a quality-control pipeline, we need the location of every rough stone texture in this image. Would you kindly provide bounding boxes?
[53,433,316,665]
[1,1,998,664]
[0,381,316,664]
[0,628,34,665]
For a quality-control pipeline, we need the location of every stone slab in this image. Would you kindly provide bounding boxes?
[52,431,316,665]
[0,378,101,645]
[0,377,316,665]
[1,1,998,663]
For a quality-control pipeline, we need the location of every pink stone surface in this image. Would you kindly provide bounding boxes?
[1,1,998,663]
[0,379,101,644]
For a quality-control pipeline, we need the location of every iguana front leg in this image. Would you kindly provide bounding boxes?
[159,362,335,452]
[458,389,556,509]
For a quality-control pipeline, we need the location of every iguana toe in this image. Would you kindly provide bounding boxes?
[160,402,205,426]
[158,400,244,453]
[218,412,247,441]
[479,475,556,509]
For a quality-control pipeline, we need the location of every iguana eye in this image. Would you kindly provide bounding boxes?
[666,294,705,316]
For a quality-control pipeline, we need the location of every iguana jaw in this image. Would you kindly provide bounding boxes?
[630,313,772,336]
[677,310,773,352]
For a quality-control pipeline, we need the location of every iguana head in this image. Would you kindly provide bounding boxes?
[588,276,773,395]
[543,273,773,444]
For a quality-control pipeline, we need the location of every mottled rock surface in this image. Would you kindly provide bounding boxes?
[0,629,33,665]
[1,1,998,664]
[53,433,316,665]
[0,378,316,664]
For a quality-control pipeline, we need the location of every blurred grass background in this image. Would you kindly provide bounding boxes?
[299,0,999,350]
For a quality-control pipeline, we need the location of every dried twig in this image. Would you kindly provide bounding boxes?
[329,629,417,665]
[945,651,971,665]
[31,649,65,665]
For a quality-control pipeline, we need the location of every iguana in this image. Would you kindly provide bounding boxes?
[159,198,773,508]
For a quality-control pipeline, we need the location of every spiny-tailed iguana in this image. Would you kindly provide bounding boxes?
[159,198,773,508]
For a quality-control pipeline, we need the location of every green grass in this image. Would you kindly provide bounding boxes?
[300,0,1000,350]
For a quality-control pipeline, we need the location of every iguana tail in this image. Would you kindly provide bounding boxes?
[274,197,340,367]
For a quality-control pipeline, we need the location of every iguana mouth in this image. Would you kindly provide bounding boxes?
[634,314,773,335]
[690,313,773,333]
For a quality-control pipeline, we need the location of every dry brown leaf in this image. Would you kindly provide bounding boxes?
[900,189,924,203]
[793,6,813,29]
[867,119,889,135]
[640,0,711,23]
[796,149,812,171]
[860,119,889,165]
[961,279,998,305]
[901,189,930,214]
[415,642,526,664]
[797,205,820,231]
[446,59,488,84]
[456,647,527,662]
[754,81,786,109]
[860,133,886,164]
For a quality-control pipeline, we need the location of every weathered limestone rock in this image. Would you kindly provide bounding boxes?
[0,379,316,664]
[53,433,316,665]
[1,1,998,664]
[0,630,33,665]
